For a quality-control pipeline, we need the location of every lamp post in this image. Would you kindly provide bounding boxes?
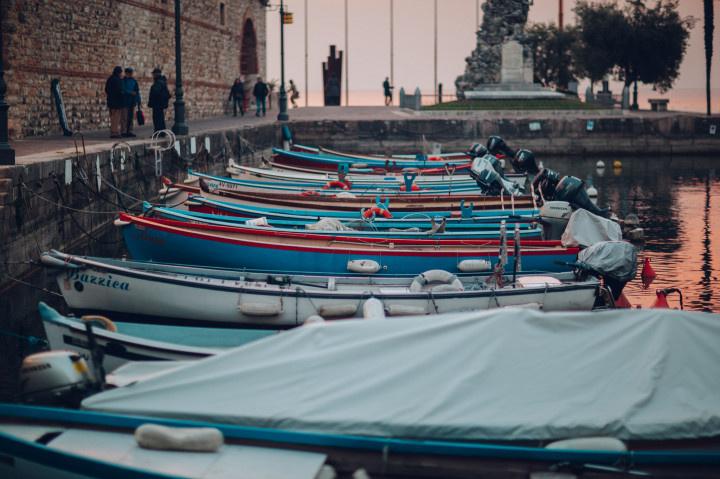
[277,0,289,121]
[0,4,16,165]
[172,0,188,136]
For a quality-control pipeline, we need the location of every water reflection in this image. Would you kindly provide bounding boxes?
[543,156,719,312]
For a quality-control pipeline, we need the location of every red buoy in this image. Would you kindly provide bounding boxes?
[615,292,633,309]
[641,257,657,283]
[651,290,670,309]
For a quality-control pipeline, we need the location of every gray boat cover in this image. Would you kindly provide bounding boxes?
[83,308,720,441]
[577,241,638,282]
[561,209,622,248]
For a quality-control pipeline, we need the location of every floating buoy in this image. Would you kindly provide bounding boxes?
[613,160,622,168]
[586,185,598,198]
[641,257,657,282]
[596,160,606,169]
[615,292,633,308]
[651,290,670,308]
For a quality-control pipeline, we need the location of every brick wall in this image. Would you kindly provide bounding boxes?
[2,0,267,138]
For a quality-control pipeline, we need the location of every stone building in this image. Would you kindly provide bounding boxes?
[1,0,267,138]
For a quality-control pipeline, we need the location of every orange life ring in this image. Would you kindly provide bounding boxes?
[362,206,393,219]
[323,180,351,190]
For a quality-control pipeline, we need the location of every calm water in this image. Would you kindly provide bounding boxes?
[543,156,720,312]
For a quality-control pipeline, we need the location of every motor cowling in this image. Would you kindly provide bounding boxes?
[555,176,610,218]
[532,168,562,202]
[511,149,540,174]
[467,143,489,158]
[20,351,94,407]
[486,136,515,158]
[470,156,521,196]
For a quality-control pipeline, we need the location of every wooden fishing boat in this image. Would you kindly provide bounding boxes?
[192,169,494,196]
[186,195,539,224]
[8,308,720,478]
[115,213,578,275]
[42,251,597,329]
[272,147,472,172]
[148,204,546,240]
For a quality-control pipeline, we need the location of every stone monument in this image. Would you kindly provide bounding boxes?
[456,0,565,100]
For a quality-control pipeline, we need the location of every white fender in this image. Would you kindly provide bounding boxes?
[545,437,627,452]
[113,218,131,227]
[410,270,464,293]
[238,302,282,316]
[303,315,325,326]
[336,191,357,199]
[245,217,270,227]
[347,259,381,274]
[317,303,358,318]
[351,163,368,169]
[385,304,428,316]
[362,298,386,320]
[457,259,492,272]
[135,424,223,452]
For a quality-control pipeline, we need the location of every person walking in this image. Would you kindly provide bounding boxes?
[148,67,170,132]
[288,79,300,108]
[253,77,269,117]
[105,66,125,138]
[228,78,245,117]
[383,77,394,106]
[122,67,141,137]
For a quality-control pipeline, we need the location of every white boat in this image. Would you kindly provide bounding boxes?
[42,251,599,328]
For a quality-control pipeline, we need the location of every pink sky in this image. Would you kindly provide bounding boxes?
[266,0,719,111]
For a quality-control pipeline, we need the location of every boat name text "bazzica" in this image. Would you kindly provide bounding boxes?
[67,272,130,291]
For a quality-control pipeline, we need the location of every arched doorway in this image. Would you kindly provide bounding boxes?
[240,19,258,76]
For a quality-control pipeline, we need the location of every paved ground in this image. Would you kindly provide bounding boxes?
[5,105,700,165]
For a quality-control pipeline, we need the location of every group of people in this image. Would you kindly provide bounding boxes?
[227,77,300,118]
[105,66,170,138]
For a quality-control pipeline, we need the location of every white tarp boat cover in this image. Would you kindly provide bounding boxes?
[83,308,720,441]
[561,209,623,248]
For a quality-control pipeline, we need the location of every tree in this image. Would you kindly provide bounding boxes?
[526,24,580,91]
[573,2,628,87]
[704,0,714,115]
[573,1,692,109]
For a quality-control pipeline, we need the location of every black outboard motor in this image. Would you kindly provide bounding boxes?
[554,176,610,218]
[511,149,540,174]
[466,143,489,158]
[486,136,515,159]
[532,168,561,202]
[469,155,519,196]
[473,168,504,196]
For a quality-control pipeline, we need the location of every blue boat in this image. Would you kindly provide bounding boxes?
[273,147,472,171]
[117,213,577,275]
[146,203,546,240]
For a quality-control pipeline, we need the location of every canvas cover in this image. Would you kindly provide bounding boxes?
[577,241,638,282]
[561,209,622,248]
[84,308,720,441]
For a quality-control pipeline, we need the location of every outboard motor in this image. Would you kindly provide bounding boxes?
[466,143,489,158]
[554,176,610,218]
[539,201,573,240]
[469,155,521,196]
[20,351,94,407]
[486,136,515,159]
[511,149,540,174]
[532,168,561,203]
[575,241,638,301]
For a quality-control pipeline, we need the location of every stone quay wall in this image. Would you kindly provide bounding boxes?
[2,0,267,138]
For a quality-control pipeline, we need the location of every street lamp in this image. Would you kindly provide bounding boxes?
[0,4,16,165]
[172,0,189,136]
[277,0,289,121]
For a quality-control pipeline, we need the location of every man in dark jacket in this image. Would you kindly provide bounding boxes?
[122,67,141,137]
[253,77,269,117]
[148,68,171,132]
[105,66,124,138]
[228,78,245,117]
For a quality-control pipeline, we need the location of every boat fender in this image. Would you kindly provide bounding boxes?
[545,437,627,452]
[363,297,386,320]
[347,259,382,274]
[399,184,421,192]
[336,191,357,199]
[457,259,492,272]
[81,315,118,332]
[238,302,282,316]
[245,217,270,227]
[317,303,358,318]
[351,163,369,169]
[385,304,428,316]
[304,315,325,325]
[301,190,320,197]
[362,206,392,219]
[410,270,464,292]
[135,424,224,452]
[323,180,351,190]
